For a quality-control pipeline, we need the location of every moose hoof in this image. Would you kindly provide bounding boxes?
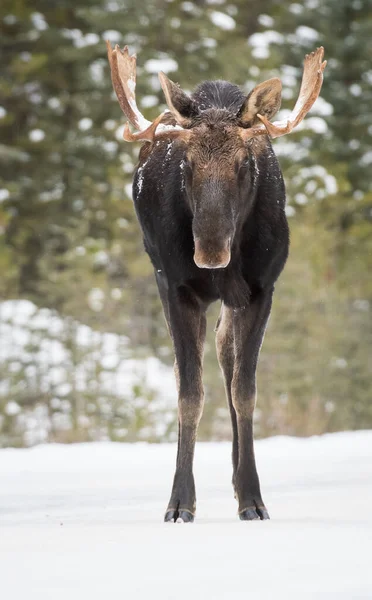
[239,506,270,521]
[164,508,194,523]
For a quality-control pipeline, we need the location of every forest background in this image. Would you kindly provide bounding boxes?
[1,0,371,447]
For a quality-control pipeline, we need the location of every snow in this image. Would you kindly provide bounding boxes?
[62,28,99,49]
[1,431,371,599]
[289,2,304,14]
[102,29,121,43]
[293,165,338,195]
[136,158,149,194]
[248,30,284,60]
[155,122,183,134]
[4,401,21,416]
[297,116,328,134]
[115,123,126,141]
[78,117,92,131]
[31,12,48,31]
[312,96,334,116]
[47,97,61,110]
[0,300,177,444]
[209,11,236,31]
[258,14,275,27]
[165,141,173,158]
[360,150,372,166]
[127,77,136,95]
[127,95,152,131]
[285,205,296,217]
[87,287,105,311]
[141,94,158,108]
[295,25,319,43]
[29,128,45,142]
[0,188,10,202]
[144,57,178,74]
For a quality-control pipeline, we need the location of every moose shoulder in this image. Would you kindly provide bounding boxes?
[107,43,326,523]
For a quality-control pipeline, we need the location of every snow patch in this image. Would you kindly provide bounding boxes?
[312,96,334,116]
[155,123,183,134]
[248,30,284,59]
[295,25,319,43]
[209,11,236,30]
[0,189,10,202]
[141,95,158,108]
[102,29,122,43]
[31,12,48,31]
[145,57,178,74]
[127,95,152,131]
[29,129,45,142]
[78,118,92,131]
[136,158,149,195]
[293,165,338,195]
[0,300,177,446]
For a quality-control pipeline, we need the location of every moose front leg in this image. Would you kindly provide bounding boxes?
[164,286,206,523]
[232,288,273,521]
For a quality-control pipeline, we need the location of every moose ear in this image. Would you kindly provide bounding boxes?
[159,72,198,127]
[237,78,282,126]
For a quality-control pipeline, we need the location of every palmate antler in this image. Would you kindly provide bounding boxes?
[106,41,326,142]
[106,41,167,142]
[242,47,327,140]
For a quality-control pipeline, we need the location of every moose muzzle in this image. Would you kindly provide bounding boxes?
[193,237,231,269]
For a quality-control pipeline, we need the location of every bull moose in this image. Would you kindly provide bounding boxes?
[107,42,326,522]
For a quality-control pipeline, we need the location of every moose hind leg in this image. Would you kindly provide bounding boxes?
[164,286,206,523]
[215,305,239,486]
[232,288,273,521]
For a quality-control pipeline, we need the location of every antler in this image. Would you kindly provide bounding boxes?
[108,43,326,144]
[106,41,167,142]
[241,47,327,140]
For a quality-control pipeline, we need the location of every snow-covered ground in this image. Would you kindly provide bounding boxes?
[1,431,371,599]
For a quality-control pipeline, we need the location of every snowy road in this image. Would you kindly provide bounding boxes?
[1,432,371,599]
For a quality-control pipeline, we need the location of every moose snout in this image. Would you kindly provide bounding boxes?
[193,237,231,269]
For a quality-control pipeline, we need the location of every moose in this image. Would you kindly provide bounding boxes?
[107,42,326,522]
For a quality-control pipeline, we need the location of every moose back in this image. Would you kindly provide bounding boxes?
[107,43,326,522]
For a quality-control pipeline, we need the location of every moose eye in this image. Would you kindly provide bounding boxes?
[236,158,250,175]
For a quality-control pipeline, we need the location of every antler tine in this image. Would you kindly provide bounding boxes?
[123,113,165,142]
[106,41,152,134]
[243,47,327,140]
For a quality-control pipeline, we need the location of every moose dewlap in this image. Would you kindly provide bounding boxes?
[107,42,326,522]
